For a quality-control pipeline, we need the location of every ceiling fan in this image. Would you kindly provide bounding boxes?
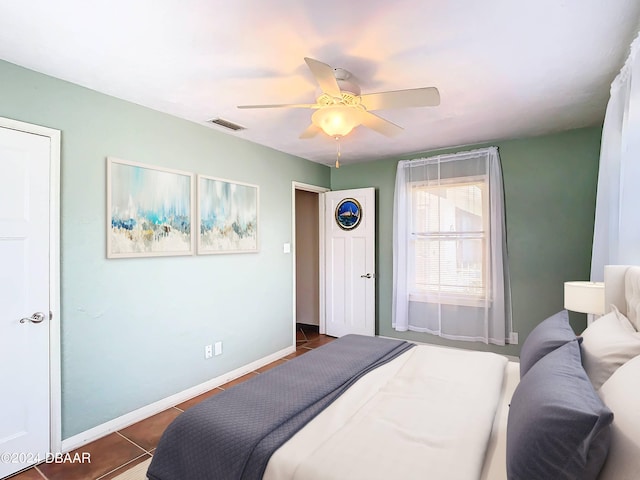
[238,57,440,139]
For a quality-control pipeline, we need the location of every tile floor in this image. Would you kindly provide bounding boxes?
[8,325,332,480]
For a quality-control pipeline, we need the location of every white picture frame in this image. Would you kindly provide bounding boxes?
[197,174,259,254]
[106,157,194,258]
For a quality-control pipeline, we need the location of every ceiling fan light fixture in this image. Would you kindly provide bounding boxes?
[238,57,439,140]
[312,106,361,137]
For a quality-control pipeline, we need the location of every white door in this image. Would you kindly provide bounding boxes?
[0,125,52,476]
[324,188,375,337]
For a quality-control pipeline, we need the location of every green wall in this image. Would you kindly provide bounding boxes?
[331,127,601,356]
[0,60,330,438]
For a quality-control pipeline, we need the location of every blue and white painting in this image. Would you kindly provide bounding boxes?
[108,158,193,257]
[198,175,258,254]
[335,198,362,230]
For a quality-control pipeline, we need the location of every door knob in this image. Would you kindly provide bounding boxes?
[360,273,372,278]
[20,312,46,324]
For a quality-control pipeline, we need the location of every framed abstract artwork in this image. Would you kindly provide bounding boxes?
[197,175,259,254]
[106,157,194,258]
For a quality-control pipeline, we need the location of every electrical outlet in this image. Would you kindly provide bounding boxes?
[214,341,223,356]
[205,344,213,359]
[509,332,519,345]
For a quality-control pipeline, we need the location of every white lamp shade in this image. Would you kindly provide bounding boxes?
[312,106,361,137]
[564,281,605,315]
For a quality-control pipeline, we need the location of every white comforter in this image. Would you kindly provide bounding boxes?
[264,344,508,480]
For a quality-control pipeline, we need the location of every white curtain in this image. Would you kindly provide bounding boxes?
[591,32,640,281]
[392,147,512,345]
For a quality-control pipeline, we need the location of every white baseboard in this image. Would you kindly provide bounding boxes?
[61,344,295,453]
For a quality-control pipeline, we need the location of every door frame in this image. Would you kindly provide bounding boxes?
[291,182,329,345]
[1,116,62,453]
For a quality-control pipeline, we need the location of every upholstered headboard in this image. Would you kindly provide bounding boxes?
[624,267,640,327]
[604,265,640,324]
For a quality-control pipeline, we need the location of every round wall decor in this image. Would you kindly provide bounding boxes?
[335,198,362,230]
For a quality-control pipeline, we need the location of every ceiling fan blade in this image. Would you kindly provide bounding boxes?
[360,87,440,110]
[299,124,321,139]
[238,103,317,109]
[304,57,341,98]
[360,111,404,137]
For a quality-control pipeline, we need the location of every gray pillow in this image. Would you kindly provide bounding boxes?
[519,310,577,378]
[507,339,613,480]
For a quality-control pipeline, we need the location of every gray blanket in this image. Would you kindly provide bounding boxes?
[147,334,414,480]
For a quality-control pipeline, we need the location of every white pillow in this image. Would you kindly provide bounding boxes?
[580,307,640,389]
[597,354,640,480]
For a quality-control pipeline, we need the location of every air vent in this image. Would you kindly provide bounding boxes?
[208,118,246,131]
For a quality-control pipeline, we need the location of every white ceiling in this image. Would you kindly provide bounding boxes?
[1,1,639,167]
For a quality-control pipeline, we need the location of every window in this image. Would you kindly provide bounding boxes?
[409,177,487,306]
[393,147,512,345]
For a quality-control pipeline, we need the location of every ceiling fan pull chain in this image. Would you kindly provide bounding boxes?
[335,136,341,168]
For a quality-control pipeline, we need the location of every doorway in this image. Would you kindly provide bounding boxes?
[291,182,376,344]
[295,189,320,328]
[292,182,328,345]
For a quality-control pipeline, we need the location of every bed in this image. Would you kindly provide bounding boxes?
[147,265,640,480]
